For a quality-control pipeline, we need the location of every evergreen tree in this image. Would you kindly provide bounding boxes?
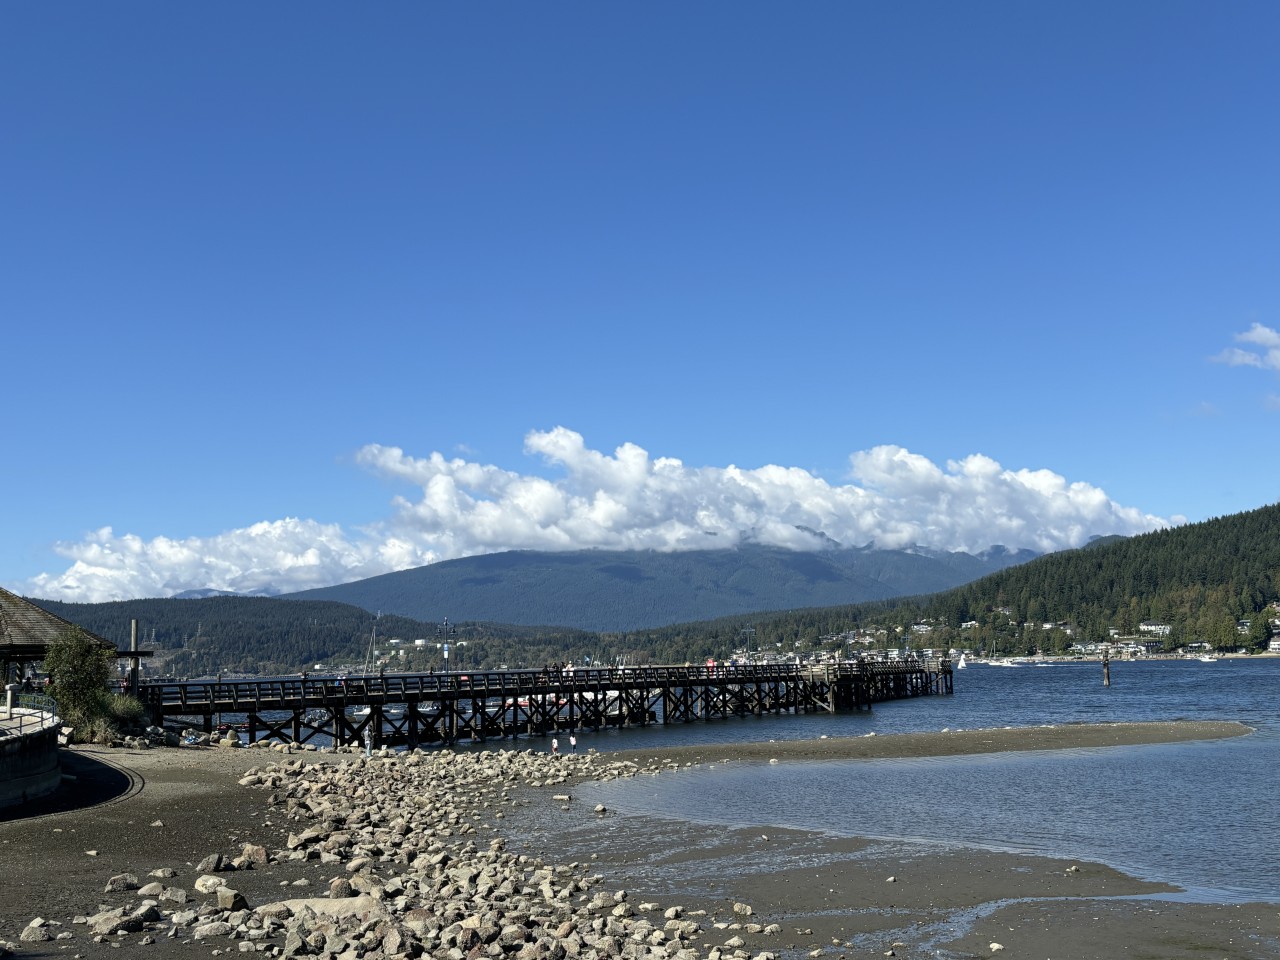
[1247,614,1273,651]
[43,627,114,726]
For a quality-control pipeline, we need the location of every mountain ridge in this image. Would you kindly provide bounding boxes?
[284,543,1039,632]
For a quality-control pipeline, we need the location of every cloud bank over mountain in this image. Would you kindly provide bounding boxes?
[21,428,1174,602]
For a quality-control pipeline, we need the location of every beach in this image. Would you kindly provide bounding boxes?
[1,721,1275,960]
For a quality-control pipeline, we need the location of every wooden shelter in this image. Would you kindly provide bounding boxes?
[0,587,116,682]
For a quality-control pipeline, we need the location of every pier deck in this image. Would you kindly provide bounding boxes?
[138,660,952,748]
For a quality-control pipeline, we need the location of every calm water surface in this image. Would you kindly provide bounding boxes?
[561,658,1280,903]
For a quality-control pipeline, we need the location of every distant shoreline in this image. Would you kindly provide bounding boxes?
[965,651,1277,661]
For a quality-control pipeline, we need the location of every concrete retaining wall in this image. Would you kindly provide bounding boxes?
[0,719,62,809]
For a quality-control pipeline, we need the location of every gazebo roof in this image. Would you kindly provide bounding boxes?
[0,587,114,666]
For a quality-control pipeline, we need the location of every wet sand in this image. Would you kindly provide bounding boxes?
[605,718,1255,765]
[521,720,1279,959]
[1,721,1276,959]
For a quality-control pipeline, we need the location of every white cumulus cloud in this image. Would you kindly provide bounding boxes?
[22,520,391,604]
[19,428,1172,602]
[1213,323,1280,372]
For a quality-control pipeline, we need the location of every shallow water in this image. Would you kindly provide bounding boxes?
[558,658,1280,903]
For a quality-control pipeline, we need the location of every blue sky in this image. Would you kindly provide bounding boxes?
[4,2,1278,602]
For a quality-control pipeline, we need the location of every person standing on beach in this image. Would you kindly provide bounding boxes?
[551,737,559,755]
[569,734,577,752]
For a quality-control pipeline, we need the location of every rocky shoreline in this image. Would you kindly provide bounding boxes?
[1,720,1275,960]
[6,744,785,960]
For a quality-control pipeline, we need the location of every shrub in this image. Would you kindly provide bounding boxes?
[104,694,145,728]
[43,627,115,730]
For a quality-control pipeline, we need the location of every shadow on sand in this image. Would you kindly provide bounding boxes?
[0,749,139,822]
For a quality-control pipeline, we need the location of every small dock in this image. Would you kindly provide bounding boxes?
[138,659,952,749]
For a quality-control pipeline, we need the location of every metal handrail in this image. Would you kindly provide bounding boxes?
[0,693,59,740]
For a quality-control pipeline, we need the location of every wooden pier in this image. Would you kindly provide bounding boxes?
[138,659,952,749]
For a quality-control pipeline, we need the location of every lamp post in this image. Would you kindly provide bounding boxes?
[437,618,456,673]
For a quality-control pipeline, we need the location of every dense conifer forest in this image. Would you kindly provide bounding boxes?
[668,503,1280,657]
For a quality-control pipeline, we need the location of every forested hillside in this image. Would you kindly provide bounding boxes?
[674,503,1280,656]
[916,502,1280,652]
[287,544,1035,631]
[31,595,601,677]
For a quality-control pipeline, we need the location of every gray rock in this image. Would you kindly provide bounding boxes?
[20,920,53,943]
[217,887,250,911]
[196,853,226,873]
[90,912,142,936]
[104,872,141,893]
[241,843,269,864]
[130,902,162,923]
[194,874,227,893]
[192,920,235,939]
